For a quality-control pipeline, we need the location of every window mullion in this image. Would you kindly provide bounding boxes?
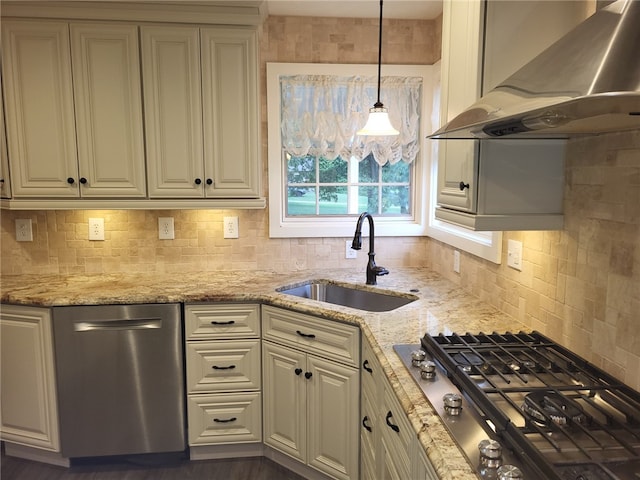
[348,157,359,214]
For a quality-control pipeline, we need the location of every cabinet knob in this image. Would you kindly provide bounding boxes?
[206,178,213,185]
[79,177,87,184]
[195,178,202,185]
[67,177,75,184]
[385,411,400,433]
[304,371,313,380]
[295,368,303,376]
[0,179,5,184]
[459,181,470,191]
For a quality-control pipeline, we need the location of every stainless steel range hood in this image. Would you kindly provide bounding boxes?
[429,0,640,139]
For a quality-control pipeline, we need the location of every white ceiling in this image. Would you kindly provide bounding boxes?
[266,0,443,20]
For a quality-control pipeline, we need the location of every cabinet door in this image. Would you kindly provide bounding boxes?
[70,23,146,197]
[262,341,306,463]
[141,26,204,197]
[1,20,79,197]
[0,305,60,451]
[1,76,11,199]
[435,0,483,213]
[307,355,359,480]
[201,27,260,198]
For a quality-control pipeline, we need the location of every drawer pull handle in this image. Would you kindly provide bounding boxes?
[385,411,400,433]
[304,371,313,379]
[212,365,236,370]
[296,330,316,339]
[213,417,237,423]
[210,320,235,325]
[295,368,303,376]
[363,359,373,374]
[362,416,372,433]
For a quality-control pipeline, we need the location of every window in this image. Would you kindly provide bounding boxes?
[267,63,437,238]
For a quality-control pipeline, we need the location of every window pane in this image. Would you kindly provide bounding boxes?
[287,155,316,183]
[319,186,347,214]
[358,186,379,213]
[287,187,316,215]
[358,155,380,183]
[382,186,410,214]
[319,157,348,183]
[382,161,410,183]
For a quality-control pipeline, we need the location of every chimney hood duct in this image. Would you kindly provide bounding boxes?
[429,0,640,139]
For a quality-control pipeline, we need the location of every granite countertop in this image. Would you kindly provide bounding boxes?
[0,267,525,480]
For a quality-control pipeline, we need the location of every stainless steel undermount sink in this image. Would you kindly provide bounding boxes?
[277,281,417,312]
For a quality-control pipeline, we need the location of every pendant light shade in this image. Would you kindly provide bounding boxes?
[357,0,399,136]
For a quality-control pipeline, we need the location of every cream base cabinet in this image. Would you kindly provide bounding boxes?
[360,338,438,480]
[184,304,262,453]
[0,305,60,452]
[262,306,360,480]
[142,25,260,199]
[1,19,146,198]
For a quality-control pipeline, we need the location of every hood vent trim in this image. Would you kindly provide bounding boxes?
[430,0,640,139]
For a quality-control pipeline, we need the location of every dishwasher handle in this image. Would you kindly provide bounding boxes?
[74,318,162,332]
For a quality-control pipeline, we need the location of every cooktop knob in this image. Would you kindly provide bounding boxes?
[478,439,503,468]
[443,393,462,416]
[411,349,426,366]
[419,360,436,379]
[497,465,523,480]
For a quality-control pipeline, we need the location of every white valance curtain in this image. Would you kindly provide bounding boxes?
[280,75,422,166]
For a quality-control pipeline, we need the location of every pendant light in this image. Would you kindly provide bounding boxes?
[357,0,399,136]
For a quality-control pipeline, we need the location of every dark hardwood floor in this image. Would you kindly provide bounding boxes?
[0,450,306,480]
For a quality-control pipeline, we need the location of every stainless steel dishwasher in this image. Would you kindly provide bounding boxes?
[52,303,186,458]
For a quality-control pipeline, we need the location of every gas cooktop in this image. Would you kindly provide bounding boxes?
[395,331,640,480]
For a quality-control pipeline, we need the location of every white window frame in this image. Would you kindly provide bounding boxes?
[267,62,436,238]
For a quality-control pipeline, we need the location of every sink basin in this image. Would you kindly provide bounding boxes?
[277,281,417,312]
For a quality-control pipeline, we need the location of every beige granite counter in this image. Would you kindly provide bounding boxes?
[0,267,526,480]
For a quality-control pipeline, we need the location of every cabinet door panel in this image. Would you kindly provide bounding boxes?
[307,355,359,480]
[142,26,204,198]
[262,341,306,462]
[1,20,78,197]
[0,305,59,451]
[201,28,260,198]
[1,78,11,198]
[70,23,146,197]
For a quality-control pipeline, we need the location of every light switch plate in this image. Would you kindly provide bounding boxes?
[507,239,523,271]
[453,250,460,273]
[345,240,357,259]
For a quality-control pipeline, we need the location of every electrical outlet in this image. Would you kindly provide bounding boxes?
[158,217,175,240]
[88,218,104,241]
[507,239,523,271]
[345,240,357,259]
[223,216,239,239]
[15,219,33,242]
[453,250,460,273]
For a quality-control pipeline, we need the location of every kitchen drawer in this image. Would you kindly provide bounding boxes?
[381,381,414,469]
[262,305,359,368]
[187,392,262,446]
[186,339,261,393]
[185,303,260,339]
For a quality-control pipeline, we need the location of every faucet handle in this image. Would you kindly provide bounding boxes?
[374,266,389,276]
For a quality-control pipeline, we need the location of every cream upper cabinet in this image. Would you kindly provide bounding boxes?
[142,25,260,199]
[201,28,260,198]
[435,1,593,231]
[1,75,11,199]
[70,23,146,197]
[0,305,60,452]
[2,20,79,197]
[141,26,204,197]
[1,19,146,198]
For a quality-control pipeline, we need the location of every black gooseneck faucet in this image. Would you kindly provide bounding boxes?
[351,212,389,285]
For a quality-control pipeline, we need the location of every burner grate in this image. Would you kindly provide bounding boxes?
[421,331,640,480]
